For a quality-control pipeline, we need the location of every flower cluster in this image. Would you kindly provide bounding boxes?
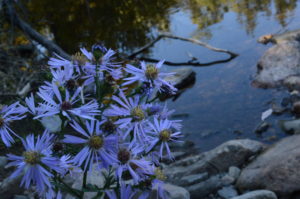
[0,44,182,199]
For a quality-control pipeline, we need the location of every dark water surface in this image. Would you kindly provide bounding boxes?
[22,0,300,150]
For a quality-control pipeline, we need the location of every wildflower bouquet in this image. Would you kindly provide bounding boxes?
[0,44,182,199]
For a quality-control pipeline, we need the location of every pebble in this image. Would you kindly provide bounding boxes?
[228,166,241,181]
[221,174,235,185]
[179,173,209,186]
[217,186,238,199]
[231,190,277,199]
[255,122,270,134]
[14,195,29,199]
[0,156,7,169]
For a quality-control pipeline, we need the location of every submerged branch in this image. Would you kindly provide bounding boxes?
[139,56,236,67]
[127,33,238,66]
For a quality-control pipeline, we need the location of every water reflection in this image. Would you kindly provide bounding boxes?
[183,0,297,37]
[21,0,298,53]
[21,0,177,53]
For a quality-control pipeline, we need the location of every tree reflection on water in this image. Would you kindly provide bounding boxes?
[21,0,298,53]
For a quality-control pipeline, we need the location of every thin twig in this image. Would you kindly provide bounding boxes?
[128,33,238,59]
[139,56,236,67]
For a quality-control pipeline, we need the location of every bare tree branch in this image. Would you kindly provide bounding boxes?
[128,33,238,60]
[139,56,236,67]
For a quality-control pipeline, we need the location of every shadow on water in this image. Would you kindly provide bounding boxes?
[20,0,300,150]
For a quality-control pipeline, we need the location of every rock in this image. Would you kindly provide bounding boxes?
[165,139,265,181]
[271,104,286,115]
[177,173,209,186]
[283,76,300,90]
[221,174,235,185]
[68,165,105,199]
[0,156,7,168]
[237,134,300,197]
[13,195,29,199]
[152,184,190,199]
[40,115,62,133]
[164,68,196,89]
[228,166,241,181]
[187,174,224,199]
[278,119,300,134]
[217,186,238,199]
[231,190,277,199]
[252,40,300,89]
[255,122,270,134]
[292,101,300,115]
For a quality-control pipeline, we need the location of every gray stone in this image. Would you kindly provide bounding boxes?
[0,156,7,168]
[152,183,190,199]
[231,190,277,199]
[255,122,270,134]
[188,174,224,199]
[228,166,241,181]
[40,115,62,133]
[69,165,105,199]
[237,134,300,196]
[164,68,196,89]
[13,195,29,199]
[217,186,238,199]
[178,173,209,186]
[221,174,235,185]
[278,119,300,134]
[253,40,300,89]
[164,139,264,182]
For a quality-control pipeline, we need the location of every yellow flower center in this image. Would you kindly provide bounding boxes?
[145,65,158,80]
[23,151,41,165]
[155,168,167,181]
[89,135,103,149]
[159,129,171,142]
[72,52,88,66]
[131,106,145,121]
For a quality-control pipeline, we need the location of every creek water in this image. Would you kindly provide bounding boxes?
[22,0,300,150]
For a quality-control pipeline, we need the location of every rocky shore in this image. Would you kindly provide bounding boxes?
[2,134,300,199]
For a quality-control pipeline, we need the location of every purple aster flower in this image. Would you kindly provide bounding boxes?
[45,189,62,199]
[106,183,137,199]
[153,103,182,130]
[59,154,82,176]
[116,144,153,184]
[104,90,149,144]
[123,60,177,94]
[35,83,100,120]
[25,93,37,115]
[48,53,72,70]
[6,132,61,193]
[63,120,118,171]
[146,118,182,160]
[0,102,27,146]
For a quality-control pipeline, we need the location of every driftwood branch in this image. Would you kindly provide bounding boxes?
[139,56,236,67]
[128,33,238,67]
[2,0,71,60]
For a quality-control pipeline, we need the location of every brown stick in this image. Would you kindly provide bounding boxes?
[128,33,238,59]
